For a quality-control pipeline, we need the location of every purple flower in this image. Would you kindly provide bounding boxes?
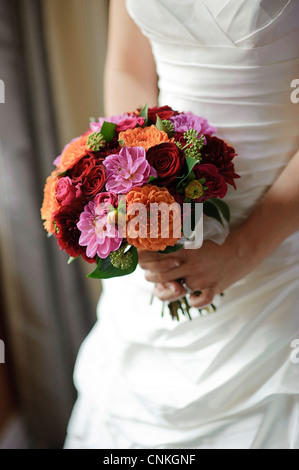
[90,113,131,133]
[53,155,62,166]
[103,146,157,194]
[77,200,122,259]
[170,112,217,135]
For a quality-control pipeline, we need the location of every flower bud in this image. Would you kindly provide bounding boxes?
[184,180,204,199]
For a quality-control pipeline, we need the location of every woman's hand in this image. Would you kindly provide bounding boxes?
[138,236,260,308]
[139,145,299,307]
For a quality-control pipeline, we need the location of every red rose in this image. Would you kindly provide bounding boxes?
[93,137,121,160]
[53,203,95,263]
[193,163,227,201]
[173,132,186,145]
[70,155,97,184]
[80,165,106,198]
[146,142,185,186]
[147,106,178,125]
[75,138,121,164]
[201,135,239,188]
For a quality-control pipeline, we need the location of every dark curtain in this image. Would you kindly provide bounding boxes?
[0,0,97,448]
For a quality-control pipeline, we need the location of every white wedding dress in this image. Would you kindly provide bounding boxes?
[64,0,299,449]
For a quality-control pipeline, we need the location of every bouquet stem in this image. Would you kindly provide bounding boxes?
[166,297,217,321]
[167,296,192,321]
[151,290,221,321]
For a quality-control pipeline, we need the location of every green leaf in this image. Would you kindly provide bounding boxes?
[155,115,168,133]
[158,244,183,254]
[100,121,116,141]
[208,198,230,223]
[185,157,198,174]
[119,139,125,147]
[139,104,148,124]
[67,257,77,264]
[177,157,198,189]
[148,175,159,183]
[203,201,224,226]
[87,246,138,279]
[57,170,68,177]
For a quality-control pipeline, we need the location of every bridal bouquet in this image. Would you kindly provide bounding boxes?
[41,105,239,320]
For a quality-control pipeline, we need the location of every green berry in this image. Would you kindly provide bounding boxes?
[87,132,106,152]
[110,248,133,270]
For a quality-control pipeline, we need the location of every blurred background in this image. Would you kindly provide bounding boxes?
[0,0,109,448]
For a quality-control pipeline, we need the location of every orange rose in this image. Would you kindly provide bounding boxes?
[119,125,170,151]
[41,169,60,233]
[126,184,181,251]
[58,133,91,173]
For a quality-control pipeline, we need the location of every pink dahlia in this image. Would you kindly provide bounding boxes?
[103,146,157,194]
[77,200,122,259]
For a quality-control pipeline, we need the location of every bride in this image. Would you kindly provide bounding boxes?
[64,0,299,449]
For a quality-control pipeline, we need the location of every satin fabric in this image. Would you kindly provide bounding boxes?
[65,0,299,449]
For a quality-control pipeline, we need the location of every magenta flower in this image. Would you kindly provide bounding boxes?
[56,177,77,205]
[115,117,145,132]
[53,155,62,166]
[90,113,131,133]
[170,112,217,135]
[77,200,122,259]
[94,192,119,215]
[103,146,157,194]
